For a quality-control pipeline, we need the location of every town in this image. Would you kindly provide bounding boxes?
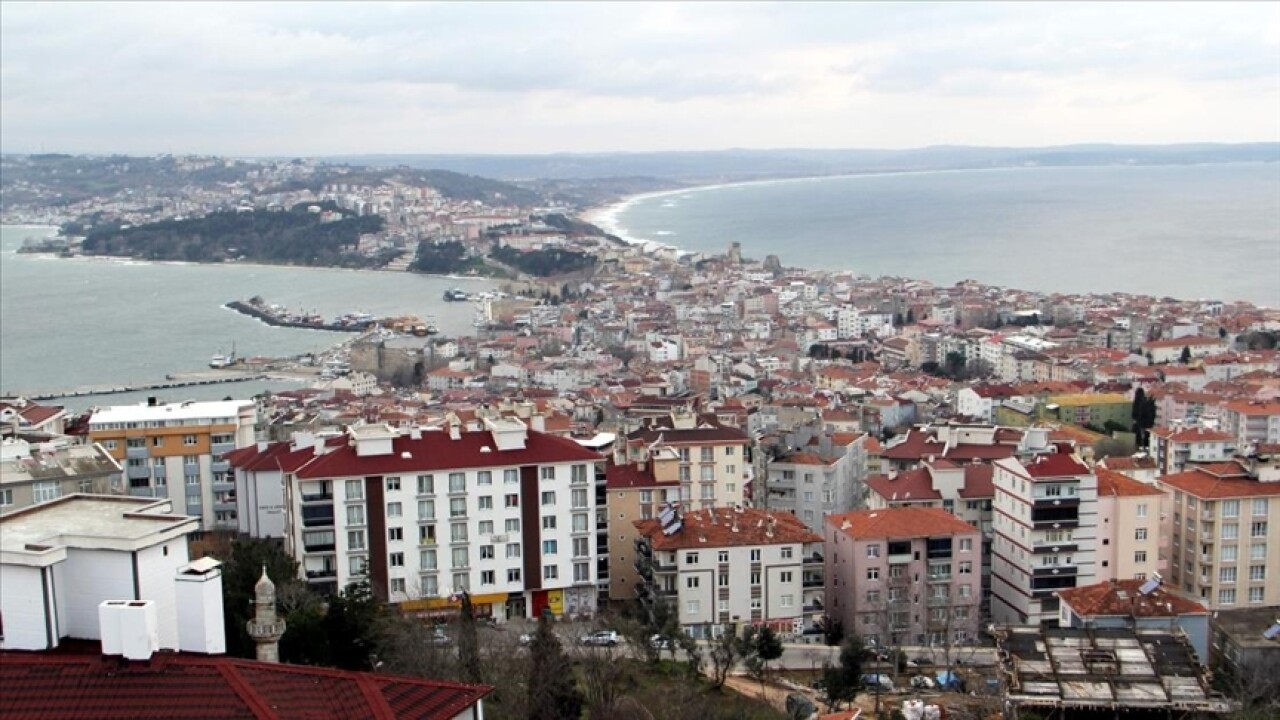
[2,152,1279,720]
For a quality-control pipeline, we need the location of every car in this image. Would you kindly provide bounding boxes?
[580,630,620,647]
[650,634,672,650]
[860,673,895,692]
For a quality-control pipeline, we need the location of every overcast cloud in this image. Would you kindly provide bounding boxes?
[1,2,1277,155]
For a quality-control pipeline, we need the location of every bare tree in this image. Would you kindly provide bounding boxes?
[575,642,630,720]
[708,627,742,689]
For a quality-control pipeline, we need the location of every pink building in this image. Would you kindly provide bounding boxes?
[825,507,982,648]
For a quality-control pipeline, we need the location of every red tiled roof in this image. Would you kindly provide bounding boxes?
[1095,468,1164,498]
[1152,427,1234,443]
[1057,579,1207,618]
[957,465,995,499]
[17,404,64,426]
[295,430,600,479]
[1159,467,1280,499]
[605,460,662,490]
[1100,456,1158,471]
[0,650,489,720]
[865,469,941,502]
[1022,453,1090,478]
[626,426,748,445]
[1220,400,1280,417]
[636,507,821,550]
[826,507,979,540]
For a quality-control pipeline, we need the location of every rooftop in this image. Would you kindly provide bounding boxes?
[0,496,196,562]
[1211,605,1280,652]
[0,648,490,720]
[1095,468,1165,498]
[826,507,980,541]
[635,507,821,551]
[1058,579,1208,618]
[1159,467,1280,499]
[89,400,253,426]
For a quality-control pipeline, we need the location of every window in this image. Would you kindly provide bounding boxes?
[1252,499,1268,517]
[480,545,495,560]
[391,578,407,594]
[959,561,973,574]
[504,469,518,484]
[687,576,700,589]
[478,495,493,511]
[417,475,434,495]
[1220,566,1237,583]
[387,501,402,518]
[478,520,494,535]
[1249,565,1265,581]
[543,565,558,580]
[451,523,468,542]
[639,490,653,503]
[1250,587,1265,603]
[573,537,589,557]
[685,552,699,565]
[505,518,520,533]
[480,570,495,585]
[1219,588,1236,605]
[701,466,715,482]
[418,499,435,518]
[542,516,557,530]
[781,547,793,560]
[349,556,367,576]
[540,467,555,481]
[718,551,729,563]
[388,527,403,542]
[390,552,404,567]
[686,600,700,615]
[1135,551,1147,563]
[959,538,973,552]
[184,435,197,446]
[749,549,761,562]
[1250,521,1268,538]
[32,481,61,504]
[346,505,365,526]
[867,568,880,581]
[103,440,117,450]
[1135,528,1148,541]
[346,479,364,500]
[571,489,588,509]
[1251,543,1267,560]
[1137,503,1148,518]
[726,465,736,475]
[701,484,715,500]
[0,489,11,506]
[453,573,469,592]
[347,530,366,550]
[477,471,492,486]
[507,543,521,558]
[1223,500,1240,518]
[1222,523,1239,540]
[185,474,199,486]
[541,491,556,506]
[866,590,881,603]
[386,477,401,492]
[1222,545,1238,562]
[959,584,972,598]
[543,540,558,555]
[781,594,794,608]
[867,544,881,558]
[449,473,466,493]
[719,573,729,587]
[508,568,522,583]
[505,494,519,508]
[452,547,469,567]
[126,437,145,448]
[572,513,588,533]
[572,465,588,484]
[420,549,437,570]
[184,455,198,467]
[421,575,439,596]
[450,498,467,517]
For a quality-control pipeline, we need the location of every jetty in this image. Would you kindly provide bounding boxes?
[22,372,269,402]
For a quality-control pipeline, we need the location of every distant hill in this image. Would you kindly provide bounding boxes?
[265,167,542,206]
[330,143,1280,182]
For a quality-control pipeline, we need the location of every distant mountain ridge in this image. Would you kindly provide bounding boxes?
[330,143,1280,182]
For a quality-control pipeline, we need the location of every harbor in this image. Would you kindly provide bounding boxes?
[23,370,273,401]
[226,296,439,335]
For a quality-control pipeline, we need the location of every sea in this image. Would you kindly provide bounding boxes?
[0,225,494,410]
[594,163,1280,308]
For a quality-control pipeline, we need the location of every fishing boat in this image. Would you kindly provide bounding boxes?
[210,343,237,368]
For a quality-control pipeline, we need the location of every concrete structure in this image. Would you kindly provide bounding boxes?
[88,399,256,531]
[1219,401,1280,451]
[0,495,210,652]
[233,419,603,622]
[996,626,1233,719]
[1094,468,1167,582]
[1209,605,1280,684]
[763,428,868,534]
[1057,578,1211,662]
[634,506,824,640]
[622,412,753,509]
[991,453,1099,625]
[1149,426,1236,475]
[1159,457,1280,609]
[0,437,122,512]
[824,508,982,648]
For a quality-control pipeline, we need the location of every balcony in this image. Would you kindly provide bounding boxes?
[927,595,951,607]
[889,573,912,587]
[300,492,333,503]
[887,553,913,565]
[211,442,236,458]
[1033,496,1080,509]
[927,573,953,584]
[126,446,149,460]
[1032,517,1079,531]
[301,513,335,528]
[1032,565,1078,578]
[803,578,824,588]
[305,569,337,580]
[1032,541,1078,555]
[304,542,336,553]
[803,553,824,566]
[126,465,150,481]
[634,538,652,555]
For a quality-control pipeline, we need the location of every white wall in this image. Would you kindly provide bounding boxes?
[0,564,52,650]
[60,549,133,641]
[175,569,226,654]
[135,541,189,649]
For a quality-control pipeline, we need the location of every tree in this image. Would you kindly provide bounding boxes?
[216,537,304,659]
[708,627,743,690]
[818,636,864,710]
[1180,345,1192,364]
[816,615,844,646]
[457,592,483,685]
[324,579,385,671]
[527,611,583,720]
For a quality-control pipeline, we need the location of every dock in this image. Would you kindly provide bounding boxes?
[21,372,270,401]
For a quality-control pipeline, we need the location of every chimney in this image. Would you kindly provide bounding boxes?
[174,557,227,654]
[99,600,159,661]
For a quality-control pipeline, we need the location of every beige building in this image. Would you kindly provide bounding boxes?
[1094,468,1167,582]
[0,438,122,512]
[1159,456,1280,609]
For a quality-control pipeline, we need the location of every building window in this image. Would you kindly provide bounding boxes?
[418,499,435,518]
[421,575,439,596]
[504,469,518,484]
[449,473,466,493]
[959,584,972,598]
[417,475,434,495]
[0,489,12,506]
[1135,528,1148,541]
[686,552,699,565]
[507,543,521,558]
[1252,499,1268,517]
[572,513,588,533]
[543,540,558,556]
[1251,543,1267,561]
[451,523,468,543]
[718,551,729,563]
[719,573,729,587]
[543,565,558,580]
[1219,588,1236,605]
[542,516,557,530]
[103,440,117,450]
[389,527,403,542]
[572,465,588,484]
[1250,521,1268,538]
[541,491,556,507]
[781,594,794,608]
[781,547,793,560]
[687,576,700,589]
[1249,587,1264,603]
[573,537,589,558]
[477,471,492,486]
[959,561,973,574]
[959,538,973,552]
[1222,545,1238,562]
[1220,567,1237,583]
[479,496,493,510]
[1249,565,1265,581]
[780,571,792,583]
[184,435,197,446]
[1222,500,1240,518]
[450,498,467,517]
[750,549,761,562]
[453,573,470,592]
[541,467,555,481]
[686,600,700,615]
[1136,503,1148,518]
[1135,551,1147,563]
[390,552,404,567]
[420,549,437,570]
[386,477,401,492]
[867,544,881,558]
[867,568,880,581]
[505,494,519,508]
[349,557,367,576]
[452,547,469,567]
[505,518,520,533]
[387,501,402,518]
[479,521,494,536]
[346,505,365,526]
[1222,523,1239,540]
[346,479,364,500]
[184,455,198,467]
[640,490,653,503]
[508,568,522,583]
[481,570,495,585]
[32,481,62,504]
[571,489,588,509]
[347,531,366,551]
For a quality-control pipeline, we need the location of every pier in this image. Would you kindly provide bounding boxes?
[21,372,270,401]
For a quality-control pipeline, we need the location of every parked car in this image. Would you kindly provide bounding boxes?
[580,630,620,647]
[910,675,936,690]
[650,634,672,650]
[860,673,895,692]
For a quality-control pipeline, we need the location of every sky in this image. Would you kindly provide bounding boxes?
[1,2,1277,156]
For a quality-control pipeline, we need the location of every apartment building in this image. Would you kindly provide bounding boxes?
[763,429,868,535]
[622,412,752,509]
[1158,456,1280,609]
[1219,401,1280,451]
[1,437,121,512]
[1094,468,1167,582]
[1149,426,1236,475]
[88,400,256,532]
[824,507,982,648]
[634,506,823,640]
[880,424,1054,474]
[274,419,602,622]
[991,453,1099,626]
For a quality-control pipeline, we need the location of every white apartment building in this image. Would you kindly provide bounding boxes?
[991,453,1099,626]
[266,420,602,622]
[764,430,868,535]
[633,506,824,640]
[1149,426,1236,475]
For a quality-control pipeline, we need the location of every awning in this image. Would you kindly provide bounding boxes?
[469,592,509,605]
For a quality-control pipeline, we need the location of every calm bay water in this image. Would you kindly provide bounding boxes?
[0,225,493,405]
[604,163,1280,307]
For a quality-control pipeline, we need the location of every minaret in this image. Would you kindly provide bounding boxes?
[245,566,286,663]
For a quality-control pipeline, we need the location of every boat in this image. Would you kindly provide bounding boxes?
[443,288,470,302]
[210,343,237,368]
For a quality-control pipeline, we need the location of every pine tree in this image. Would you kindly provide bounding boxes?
[457,592,482,685]
[527,611,582,720]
